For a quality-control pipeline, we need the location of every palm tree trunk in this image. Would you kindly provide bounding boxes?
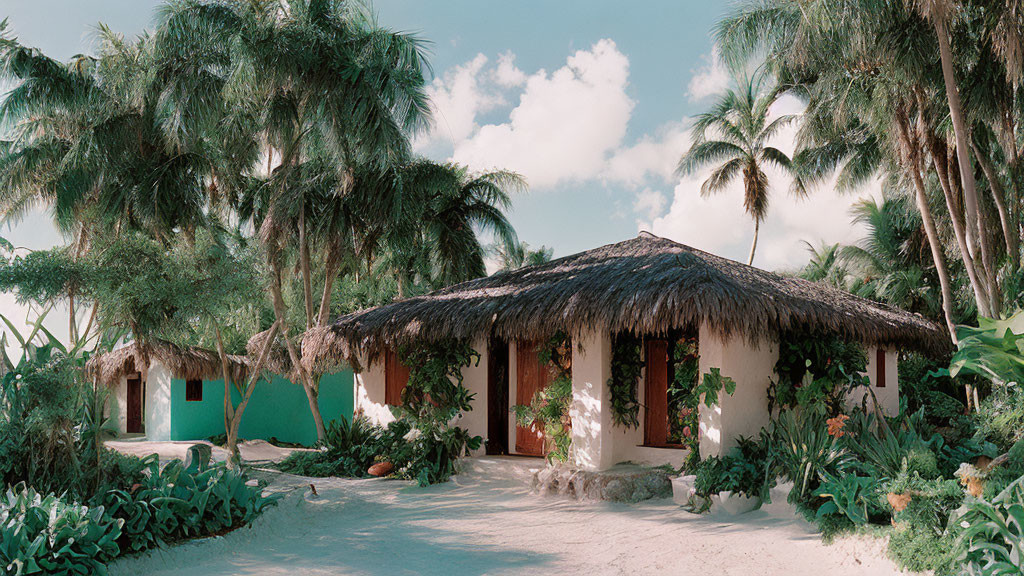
[269,262,327,443]
[934,154,993,316]
[216,321,279,469]
[898,112,957,339]
[299,209,314,330]
[317,254,339,327]
[934,17,982,250]
[972,139,1018,267]
[924,125,993,317]
[932,16,1000,311]
[912,166,958,340]
[747,219,759,266]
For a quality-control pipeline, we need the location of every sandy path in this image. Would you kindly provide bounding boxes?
[109,460,904,576]
[105,438,312,464]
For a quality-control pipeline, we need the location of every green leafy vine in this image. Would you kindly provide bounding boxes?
[512,332,573,462]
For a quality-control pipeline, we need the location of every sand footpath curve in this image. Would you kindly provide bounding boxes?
[108,457,908,576]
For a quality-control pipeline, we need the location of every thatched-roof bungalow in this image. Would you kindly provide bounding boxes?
[304,233,949,470]
[88,340,353,445]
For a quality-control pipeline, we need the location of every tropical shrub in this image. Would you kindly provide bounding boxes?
[668,333,701,447]
[767,408,851,505]
[98,457,278,553]
[393,339,484,482]
[959,475,1024,576]
[950,315,1024,387]
[882,473,964,575]
[0,484,122,576]
[607,332,644,428]
[814,472,881,526]
[975,385,1024,451]
[693,436,772,500]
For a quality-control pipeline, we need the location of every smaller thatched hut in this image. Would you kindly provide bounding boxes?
[88,339,354,446]
[305,232,949,471]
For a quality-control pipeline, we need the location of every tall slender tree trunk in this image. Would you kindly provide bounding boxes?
[317,253,339,327]
[269,261,327,443]
[747,219,759,266]
[934,153,993,316]
[216,322,279,470]
[298,209,315,330]
[922,121,993,317]
[932,16,1001,314]
[934,17,983,252]
[898,112,957,339]
[912,166,958,340]
[972,139,1018,267]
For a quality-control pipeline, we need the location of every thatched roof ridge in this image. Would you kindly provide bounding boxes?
[303,232,952,366]
[86,339,251,388]
[246,328,292,375]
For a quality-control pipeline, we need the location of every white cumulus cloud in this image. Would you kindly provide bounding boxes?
[637,95,880,270]
[687,46,731,102]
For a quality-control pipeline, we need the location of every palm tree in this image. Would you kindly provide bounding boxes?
[382,161,523,296]
[841,194,941,318]
[154,0,432,443]
[492,241,553,271]
[798,242,848,288]
[677,73,806,265]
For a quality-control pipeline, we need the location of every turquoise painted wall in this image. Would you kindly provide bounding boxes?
[169,371,353,446]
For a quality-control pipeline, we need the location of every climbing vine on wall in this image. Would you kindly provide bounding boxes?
[608,332,644,428]
[768,332,868,415]
[398,339,480,427]
[669,334,701,447]
[512,332,574,463]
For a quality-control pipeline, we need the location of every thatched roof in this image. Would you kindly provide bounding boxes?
[303,233,951,366]
[246,328,297,378]
[86,340,251,388]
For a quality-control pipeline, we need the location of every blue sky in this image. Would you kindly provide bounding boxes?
[0,0,881,346]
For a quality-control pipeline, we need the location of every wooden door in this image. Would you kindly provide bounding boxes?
[126,373,144,434]
[516,340,549,456]
[486,336,510,455]
[385,348,411,406]
[644,339,669,446]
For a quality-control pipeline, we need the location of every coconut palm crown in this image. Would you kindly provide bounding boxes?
[677,73,806,265]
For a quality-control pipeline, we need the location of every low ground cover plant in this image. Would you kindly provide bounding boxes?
[0,348,277,574]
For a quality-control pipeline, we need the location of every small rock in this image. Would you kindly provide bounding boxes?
[368,461,394,477]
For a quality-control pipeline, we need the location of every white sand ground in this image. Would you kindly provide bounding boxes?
[108,456,907,576]
[105,438,311,464]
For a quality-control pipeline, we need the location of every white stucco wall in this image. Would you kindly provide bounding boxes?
[353,354,392,425]
[569,330,615,471]
[145,363,173,441]
[698,324,779,459]
[847,346,900,416]
[111,376,127,435]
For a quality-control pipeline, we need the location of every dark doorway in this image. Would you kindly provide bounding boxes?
[126,373,144,434]
[486,336,510,455]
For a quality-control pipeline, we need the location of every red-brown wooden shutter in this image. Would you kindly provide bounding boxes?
[644,339,670,446]
[385,348,411,406]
